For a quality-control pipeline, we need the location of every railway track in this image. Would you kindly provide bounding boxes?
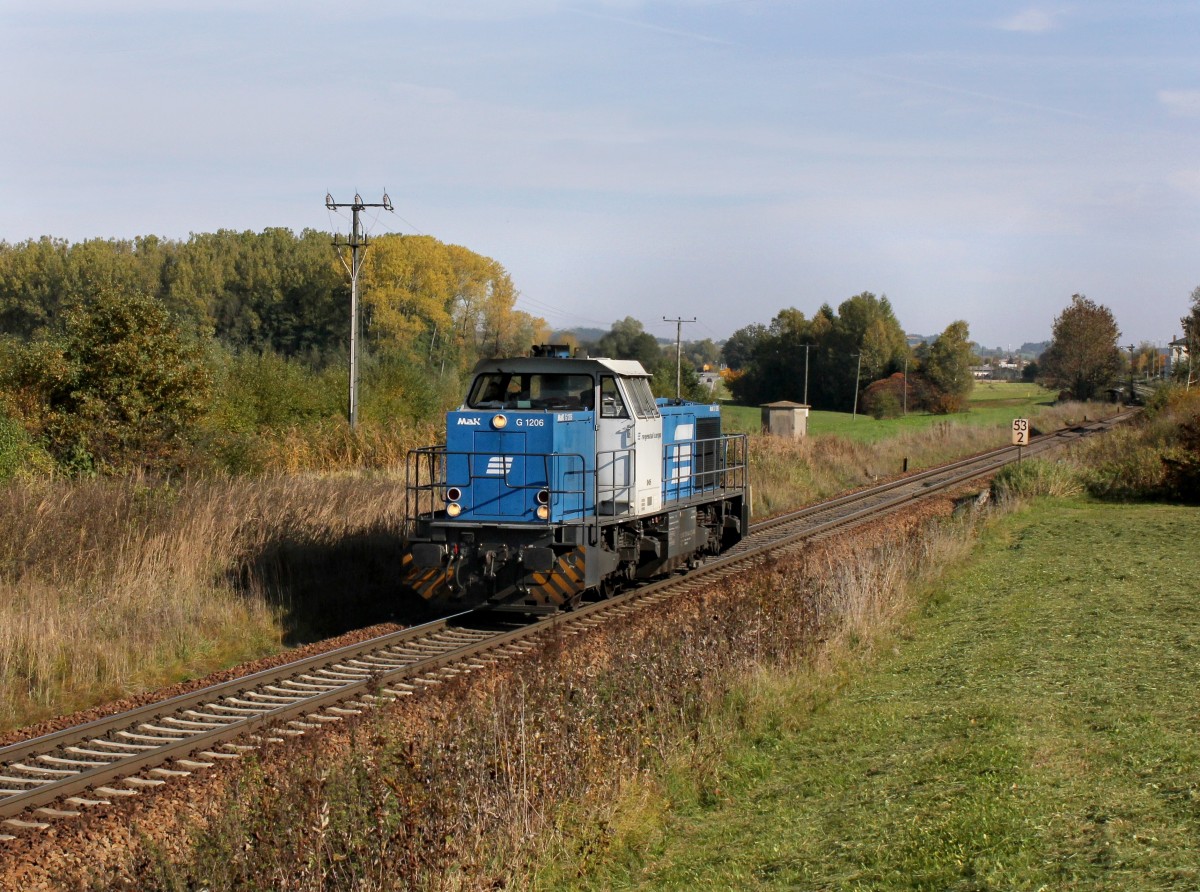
[0,411,1133,839]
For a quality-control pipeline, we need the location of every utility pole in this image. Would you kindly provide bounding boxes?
[851,351,862,420]
[1127,343,1136,404]
[800,343,814,406]
[326,191,393,429]
[663,316,696,399]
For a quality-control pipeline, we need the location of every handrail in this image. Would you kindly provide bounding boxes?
[405,431,748,535]
[662,433,748,500]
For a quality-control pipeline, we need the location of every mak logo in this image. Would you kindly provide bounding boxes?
[457,417,483,426]
[485,456,514,475]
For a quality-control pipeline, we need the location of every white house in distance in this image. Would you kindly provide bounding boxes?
[1168,337,1190,376]
[970,356,1028,381]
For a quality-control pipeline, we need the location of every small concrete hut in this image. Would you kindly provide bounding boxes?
[760,401,810,438]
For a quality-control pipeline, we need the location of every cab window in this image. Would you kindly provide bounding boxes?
[627,377,659,419]
[600,376,628,418]
[468,372,593,410]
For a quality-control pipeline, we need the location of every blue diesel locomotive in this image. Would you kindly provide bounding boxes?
[402,345,749,611]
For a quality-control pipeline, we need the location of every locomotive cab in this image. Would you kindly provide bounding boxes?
[402,346,748,611]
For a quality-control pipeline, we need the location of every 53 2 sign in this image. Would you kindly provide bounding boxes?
[1011,418,1030,446]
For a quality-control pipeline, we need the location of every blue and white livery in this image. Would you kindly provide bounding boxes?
[402,345,749,611]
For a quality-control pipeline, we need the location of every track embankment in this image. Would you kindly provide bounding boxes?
[0,412,1133,888]
[1,487,967,890]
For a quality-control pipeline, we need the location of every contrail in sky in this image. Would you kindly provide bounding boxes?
[565,6,736,46]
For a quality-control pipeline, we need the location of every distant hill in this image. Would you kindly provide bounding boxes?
[974,341,1049,359]
[911,335,1047,359]
[550,327,607,345]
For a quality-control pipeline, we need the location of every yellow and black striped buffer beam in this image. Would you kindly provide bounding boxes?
[525,549,587,606]
[400,551,455,602]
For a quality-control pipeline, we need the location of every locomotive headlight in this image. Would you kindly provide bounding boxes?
[536,504,550,520]
[446,502,463,518]
[445,487,462,502]
[491,414,508,429]
[536,488,550,505]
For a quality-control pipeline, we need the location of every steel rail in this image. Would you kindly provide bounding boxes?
[0,410,1133,831]
[0,617,520,825]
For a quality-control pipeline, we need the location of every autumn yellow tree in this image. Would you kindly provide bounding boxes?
[360,235,544,373]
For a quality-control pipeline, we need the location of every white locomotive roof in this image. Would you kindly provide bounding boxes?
[469,355,651,378]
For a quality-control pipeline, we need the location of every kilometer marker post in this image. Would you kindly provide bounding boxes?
[1012,417,1029,463]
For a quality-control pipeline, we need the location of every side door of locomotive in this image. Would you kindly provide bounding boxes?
[626,377,664,515]
[596,374,635,514]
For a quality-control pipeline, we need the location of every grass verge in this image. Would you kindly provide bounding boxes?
[722,382,1065,443]
[572,499,1200,890]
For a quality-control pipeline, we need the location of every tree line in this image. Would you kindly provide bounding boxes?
[0,230,547,474]
[1,224,1189,477]
[0,231,735,476]
[720,292,976,415]
[0,230,544,365]
[723,288,1198,413]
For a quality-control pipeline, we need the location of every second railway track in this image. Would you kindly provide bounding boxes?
[0,410,1134,838]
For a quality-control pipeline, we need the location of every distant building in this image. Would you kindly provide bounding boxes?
[970,356,1027,381]
[1168,337,1190,377]
[760,401,809,438]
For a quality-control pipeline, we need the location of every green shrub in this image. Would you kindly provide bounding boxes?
[1161,448,1200,503]
[0,391,55,481]
[209,350,344,432]
[0,413,23,480]
[360,351,462,426]
[3,289,212,474]
[868,390,901,420]
[1079,426,1166,500]
[991,459,1084,502]
[1160,398,1200,503]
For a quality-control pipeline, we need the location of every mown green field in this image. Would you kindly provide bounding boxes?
[578,499,1200,890]
[721,381,1059,443]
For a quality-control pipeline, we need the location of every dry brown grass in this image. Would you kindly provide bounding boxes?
[746,400,1119,517]
[0,473,421,731]
[0,416,441,731]
[248,419,437,474]
[748,421,1000,517]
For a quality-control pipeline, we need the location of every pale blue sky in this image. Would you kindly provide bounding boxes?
[2,1,1197,348]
